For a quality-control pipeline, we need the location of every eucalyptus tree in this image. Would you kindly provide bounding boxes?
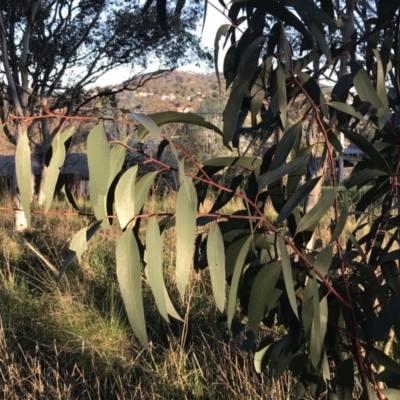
[11,0,400,398]
[0,0,207,230]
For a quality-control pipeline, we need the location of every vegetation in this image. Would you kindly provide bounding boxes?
[3,0,400,399]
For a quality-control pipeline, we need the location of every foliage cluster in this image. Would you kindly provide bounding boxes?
[6,0,400,399]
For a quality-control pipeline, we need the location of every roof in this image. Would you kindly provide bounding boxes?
[0,153,89,179]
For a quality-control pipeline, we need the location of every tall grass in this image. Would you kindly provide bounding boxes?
[0,192,306,399]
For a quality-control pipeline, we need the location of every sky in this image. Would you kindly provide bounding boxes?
[94,0,230,87]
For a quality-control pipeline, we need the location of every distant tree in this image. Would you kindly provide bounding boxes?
[0,0,208,230]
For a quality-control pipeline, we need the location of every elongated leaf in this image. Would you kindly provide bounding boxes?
[336,357,354,400]
[275,176,321,227]
[254,336,275,373]
[204,156,262,167]
[44,134,66,213]
[381,389,400,399]
[15,132,31,227]
[87,123,110,202]
[330,193,348,243]
[328,101,363,120]
[87,124,110,227]
[243,0,309,37]
[381,261,400,292]
[276,62,287,129]
[115,165,138,230]
[341,129,391,174]
[135,170,159,214]
[132,113,160,139]
[310,22,332,63]
[58,221,102,282]
[145,217,170,322]
[116,228,149,351]
[369,347,400,375]
[356,262,388,308]
[270,122,302,171]
[207,224,226,312]
[137,111,224,143]
[109,144,127,186]
[284,0,336,28]
[214,24,231,92]
[227,235,252,328]
[69,227,88,263]
[311,274,327,369]
[176,177,198,300]
[314,244,334,277]
[279,236,299,320]
[296,187,338,233]
[345,169,389,189]
[350,61,383,109]
[248,261,282,333]
[372,49,389,122]
[258,155,309,190]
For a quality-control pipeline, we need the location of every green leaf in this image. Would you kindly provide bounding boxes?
[279,236,299,320]
[369,346,400,375]
[227,235,252,328]
[240,0,309,37]
[310,273,327,368]
[296,187,338,233]
[381,389,400,400]
[207,223,226,313]
[15,131,31,227]
[254,336,275,373]
[58,221,102,282]
[270,122,302,171]
[275,176,321,227]
[372,49,390,123]
[347,231,367,264]
[43,134,66,213]
[258,155,309,190]
[350,61,383,109]
[345,169,389,189]
[310,22,332,63]
[341,129,391,174]
[314,244,334,277]
[328,101,363,120]
[248,261,282,334]
[132,113,160,139]
[330,193,348,243]
[381,261,400,292]
[137,111,224,143]
[109,144,127,186]
[87,124,110,227]
[69,227,88,263]
[116,228,149,351]
[115,165,138,230]
[284,0,336,29]
[204,156,262,167]
[135,170,159,214]
[175,177,198,301]
[214,24,231,92]
[336,358,354,400]
[145,217,170,322]
[356,263,388,309]
[276,62,287,129]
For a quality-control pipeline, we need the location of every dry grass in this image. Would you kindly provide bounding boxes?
[0,186,383,399]
[0,193,304,400]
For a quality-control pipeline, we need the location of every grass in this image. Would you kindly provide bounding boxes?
[0,186,383,399]
[0,192,303,400]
